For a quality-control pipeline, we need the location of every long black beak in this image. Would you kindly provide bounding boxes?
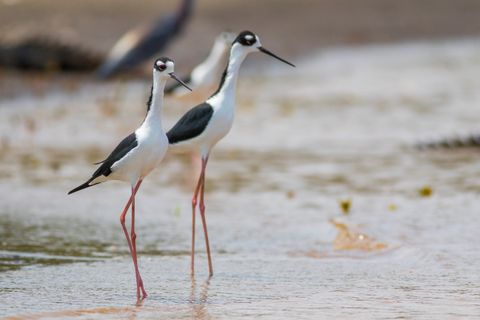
[169,72,192,91]
[258,47,295,67]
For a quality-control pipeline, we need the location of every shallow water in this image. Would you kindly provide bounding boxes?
[1,39,480,319]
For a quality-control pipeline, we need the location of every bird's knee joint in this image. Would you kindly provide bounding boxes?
[131,233,137,241]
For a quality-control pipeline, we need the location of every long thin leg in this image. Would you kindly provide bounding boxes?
[120,180,142,256]
[130,183,147,299]
[131,194,140,298]
[190,163,205,276]
[119,180,145,299]
[199,156,213,276]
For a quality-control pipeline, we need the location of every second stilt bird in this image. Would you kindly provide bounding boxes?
[167,30,295,276]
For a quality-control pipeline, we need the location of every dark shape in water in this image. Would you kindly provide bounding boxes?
[416,133,480,150]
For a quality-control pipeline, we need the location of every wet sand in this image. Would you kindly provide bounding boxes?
[1,38,480,318]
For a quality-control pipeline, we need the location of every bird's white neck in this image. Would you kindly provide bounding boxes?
[144,73,166,128]
[193,40,230,84]
[208,46,248,108]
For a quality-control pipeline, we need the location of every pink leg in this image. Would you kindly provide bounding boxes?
[190,161,205,276]
[120,181,141,257]
[130,184,147,299]
[119,180,146,299]
[199,156,213,276]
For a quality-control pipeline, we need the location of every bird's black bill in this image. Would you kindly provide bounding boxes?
[169,73,192,91]
[258,47,295,67]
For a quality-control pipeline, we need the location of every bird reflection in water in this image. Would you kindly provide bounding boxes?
[189,276,212,319]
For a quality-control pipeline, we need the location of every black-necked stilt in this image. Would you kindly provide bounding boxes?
[165,32,235,96]
[167,30,295,276]
[97,0,194,78]
[68,57,191,299]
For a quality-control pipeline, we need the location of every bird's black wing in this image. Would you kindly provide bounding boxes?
[92,132,138,177]
[167,102,214,144]
[68,133,138,194]
[92,132,139,165]
[96,0,193,78]
[165,75,191,94]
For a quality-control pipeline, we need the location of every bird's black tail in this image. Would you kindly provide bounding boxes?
[68,179,100,195]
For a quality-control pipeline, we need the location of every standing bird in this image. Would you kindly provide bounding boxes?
[167,31,295,276]
[165,31,235,97]
[97,0,194,78]
[68,57,191,299]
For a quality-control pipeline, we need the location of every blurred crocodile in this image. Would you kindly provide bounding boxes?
[416,134,480,149]
[0,36,102,72]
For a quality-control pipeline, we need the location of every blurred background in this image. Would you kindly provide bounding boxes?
[1,1,480,319]
[1,0,480,74]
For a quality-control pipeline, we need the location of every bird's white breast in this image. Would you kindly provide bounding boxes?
[110,124,168,183]
[199,94,235,152]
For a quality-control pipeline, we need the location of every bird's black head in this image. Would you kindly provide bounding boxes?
[233,30,257,46]
[152,56,192,91]
[153,57,173,72]
[231,30,295,67]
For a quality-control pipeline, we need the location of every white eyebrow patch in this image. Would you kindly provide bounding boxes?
[245,35,254,40]
[156,61,164,67]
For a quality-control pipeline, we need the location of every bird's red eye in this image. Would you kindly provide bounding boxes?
[155,61,167,71]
